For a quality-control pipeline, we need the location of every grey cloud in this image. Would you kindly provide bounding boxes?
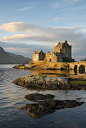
[0,41,53,59]
[0,22,86,61]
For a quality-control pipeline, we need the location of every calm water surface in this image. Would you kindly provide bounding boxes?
[0,65,86,128]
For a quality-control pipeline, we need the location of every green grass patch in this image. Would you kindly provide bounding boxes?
[70,80,86,86]
[43,75,47,78]
[38,75,47,78]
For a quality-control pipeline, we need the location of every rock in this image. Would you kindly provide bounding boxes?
[18,77,25,86]
[25,100,84,118]
[13,64,25,69]
[25,93,54,102]
[19,64,25,67]
[12,78,20,85]
[12,75,70,90]
[18,107,24,110]
[24,93,84,118]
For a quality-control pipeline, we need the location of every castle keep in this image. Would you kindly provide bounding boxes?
[33,40,72,63]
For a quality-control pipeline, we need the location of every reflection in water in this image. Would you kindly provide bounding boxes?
[32,68,85,77]
[24,93,84,119]
[0,65,86,128]
[32,69,74,77]
[25,98,84,118]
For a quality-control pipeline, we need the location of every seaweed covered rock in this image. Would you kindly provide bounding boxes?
[25,93,54,102]
[25,99,84,118]
[13,75,70,90]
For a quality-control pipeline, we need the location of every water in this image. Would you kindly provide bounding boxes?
[0,65,86,128]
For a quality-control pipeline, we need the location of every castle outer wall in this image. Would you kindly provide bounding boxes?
[46,52,63,62]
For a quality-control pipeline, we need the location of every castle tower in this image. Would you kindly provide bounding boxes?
[54,40,72,59]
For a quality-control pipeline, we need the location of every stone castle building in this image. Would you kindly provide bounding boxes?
[33,40,72,62]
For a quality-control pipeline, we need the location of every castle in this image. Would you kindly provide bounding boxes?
[33,40,72,63]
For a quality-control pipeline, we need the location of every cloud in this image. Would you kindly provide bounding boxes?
[18,6,34,11]
[52,2,60,9]
[0,22,45,33]
[2,33,55,42]
[62,17,68,20]
[52,17,60,21]
[0,41,53,58]
[73,0,80,1]
[52,17,68,21]
[63,0,80,1]
[1,24,85,44]
[0,22,86,61]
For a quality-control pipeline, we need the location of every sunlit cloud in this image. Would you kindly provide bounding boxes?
[18,6,34,11]
[0,22,86,61]
[52,17,68,21]
[0,22,45,33]
[1,22,85,45]
[63,17,68,20]
[52,17,60,21]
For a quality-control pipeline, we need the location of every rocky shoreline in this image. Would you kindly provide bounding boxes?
[13,64,66,70]
[12,74,86,91]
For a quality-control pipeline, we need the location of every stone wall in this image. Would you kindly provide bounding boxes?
[54,43,62,53]
[57,55,63,62]
[62,43,71,58]
[46,52,63,62]
[68,61,86,73]
[33,50,45,63]
[33,53,39,62]
[46,52,57,62]
[39,51,45,60]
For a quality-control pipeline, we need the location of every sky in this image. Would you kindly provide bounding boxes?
[0,0,86,61]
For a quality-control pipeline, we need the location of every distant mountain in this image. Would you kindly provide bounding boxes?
[0,47,31,64]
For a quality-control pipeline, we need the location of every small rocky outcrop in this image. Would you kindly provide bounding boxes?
[13,64,25,69]
[25,93,54,102]
[24,93,84,118]
[12,74,70,90]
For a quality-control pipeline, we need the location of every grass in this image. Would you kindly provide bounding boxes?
[38,75,47,77]
[70,80,86,86]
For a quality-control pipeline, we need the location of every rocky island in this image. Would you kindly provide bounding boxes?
[12,74,86,91]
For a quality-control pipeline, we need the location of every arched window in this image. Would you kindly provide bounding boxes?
[79,65,85,74]
[50,59,51,62]
[74,65,77,70]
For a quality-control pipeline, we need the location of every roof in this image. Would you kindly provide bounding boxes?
[33,51,41,54]
[56,40,68,47]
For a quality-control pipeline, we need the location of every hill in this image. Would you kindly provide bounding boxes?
[0,47,31,64]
